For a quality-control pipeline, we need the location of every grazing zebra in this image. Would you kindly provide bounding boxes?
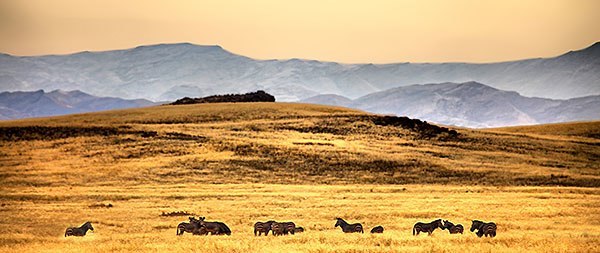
[198,217,232,235]
[254,220,275,236]
[271,222,285,236]
[177,217,203,236]
[470,220,497,238]
[370,225,384,233]
[442,220,464,234]
[413,219,443,236]
[271,222,296,236]
[189,217,208,235]
[335,218,364,233]
[294,227,305,233]
[65,221,94,237]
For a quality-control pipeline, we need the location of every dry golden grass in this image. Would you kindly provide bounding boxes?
[1,184,599,252]
[0,102,599,252]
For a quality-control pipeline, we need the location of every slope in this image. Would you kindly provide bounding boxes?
[0,102,597,187]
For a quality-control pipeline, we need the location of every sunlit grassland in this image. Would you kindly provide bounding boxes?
[0,102,599,252]
[0,184,599,252]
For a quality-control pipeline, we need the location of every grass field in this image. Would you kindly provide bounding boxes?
[0,102,599,252]
[1,184,599,252]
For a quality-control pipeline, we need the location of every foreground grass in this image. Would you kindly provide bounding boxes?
[0,184,598,253]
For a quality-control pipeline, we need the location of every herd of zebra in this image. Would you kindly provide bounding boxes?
[64,217,496,238]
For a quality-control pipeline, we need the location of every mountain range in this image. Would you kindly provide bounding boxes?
[0,42,598,126]
[0,42,599,102]
[301,81,600,128]
[0,89,156,120]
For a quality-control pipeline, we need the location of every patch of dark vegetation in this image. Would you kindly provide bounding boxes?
[423,151,453,159]
[160,211,196,217]
[153,225,171,230]
[89,203,113,208]
[292,142,335,146]
[161,132,208,141]
[583,133,600,139]
[368,115,459,139]
[112,145,191,159]
[0,126,158,141]
[111,137,137,145]
[541,161,567,168]
[514,174,600,187]
[140,131,158,138]
[91,221,124,228]
[170,90,275,105]
[277,115,459,139]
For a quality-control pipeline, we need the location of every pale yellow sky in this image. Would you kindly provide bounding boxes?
[1,0,599,63]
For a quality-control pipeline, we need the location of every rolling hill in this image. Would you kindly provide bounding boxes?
[0,42,598,102]
[0,102,597,187]
[301,82,600,128]
[0,89,157,120]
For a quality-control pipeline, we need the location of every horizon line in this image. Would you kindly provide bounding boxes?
[1,41,598,65]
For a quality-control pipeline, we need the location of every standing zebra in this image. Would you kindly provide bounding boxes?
[65,221,94,237]
[254,220,275,236]
[442,220,464,234]
[177,217,203,236]
[413,219,443,236]
[271,222,296,236]
[470,220,497,237]
[198,217,232,235]
[334,218,364,233]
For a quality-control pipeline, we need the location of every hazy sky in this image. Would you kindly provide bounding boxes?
[1,0,599,63]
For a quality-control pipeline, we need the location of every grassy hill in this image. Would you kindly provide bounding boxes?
[0,102,598,187]
[0,103,598,252]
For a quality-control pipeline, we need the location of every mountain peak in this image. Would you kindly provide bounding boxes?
[0,89,156,120]
[458,81,496,89]
[132,43,223,51]
[49,89,88,96]
[564,41,600,56]
[586,41,600,54]
[587,41,600,49]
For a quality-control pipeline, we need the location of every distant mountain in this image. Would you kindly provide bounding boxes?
[299,94,354,108]
[0,89,157,120]
[0,42,599,101]
[300,82,600,128]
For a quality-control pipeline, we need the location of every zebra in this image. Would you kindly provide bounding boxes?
[334,217,363,233]
[177,217,203,235]
[442,220,464,234]
[65,221,94,237]
[370,225,384,233]
[198,217,232,235]
[271,222,296,236]
[254,220,275,236]
[470,220,497,238]
[294,227,305,233]
[413,219,443,236]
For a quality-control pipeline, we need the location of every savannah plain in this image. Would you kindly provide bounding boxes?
[0,103,599,252]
